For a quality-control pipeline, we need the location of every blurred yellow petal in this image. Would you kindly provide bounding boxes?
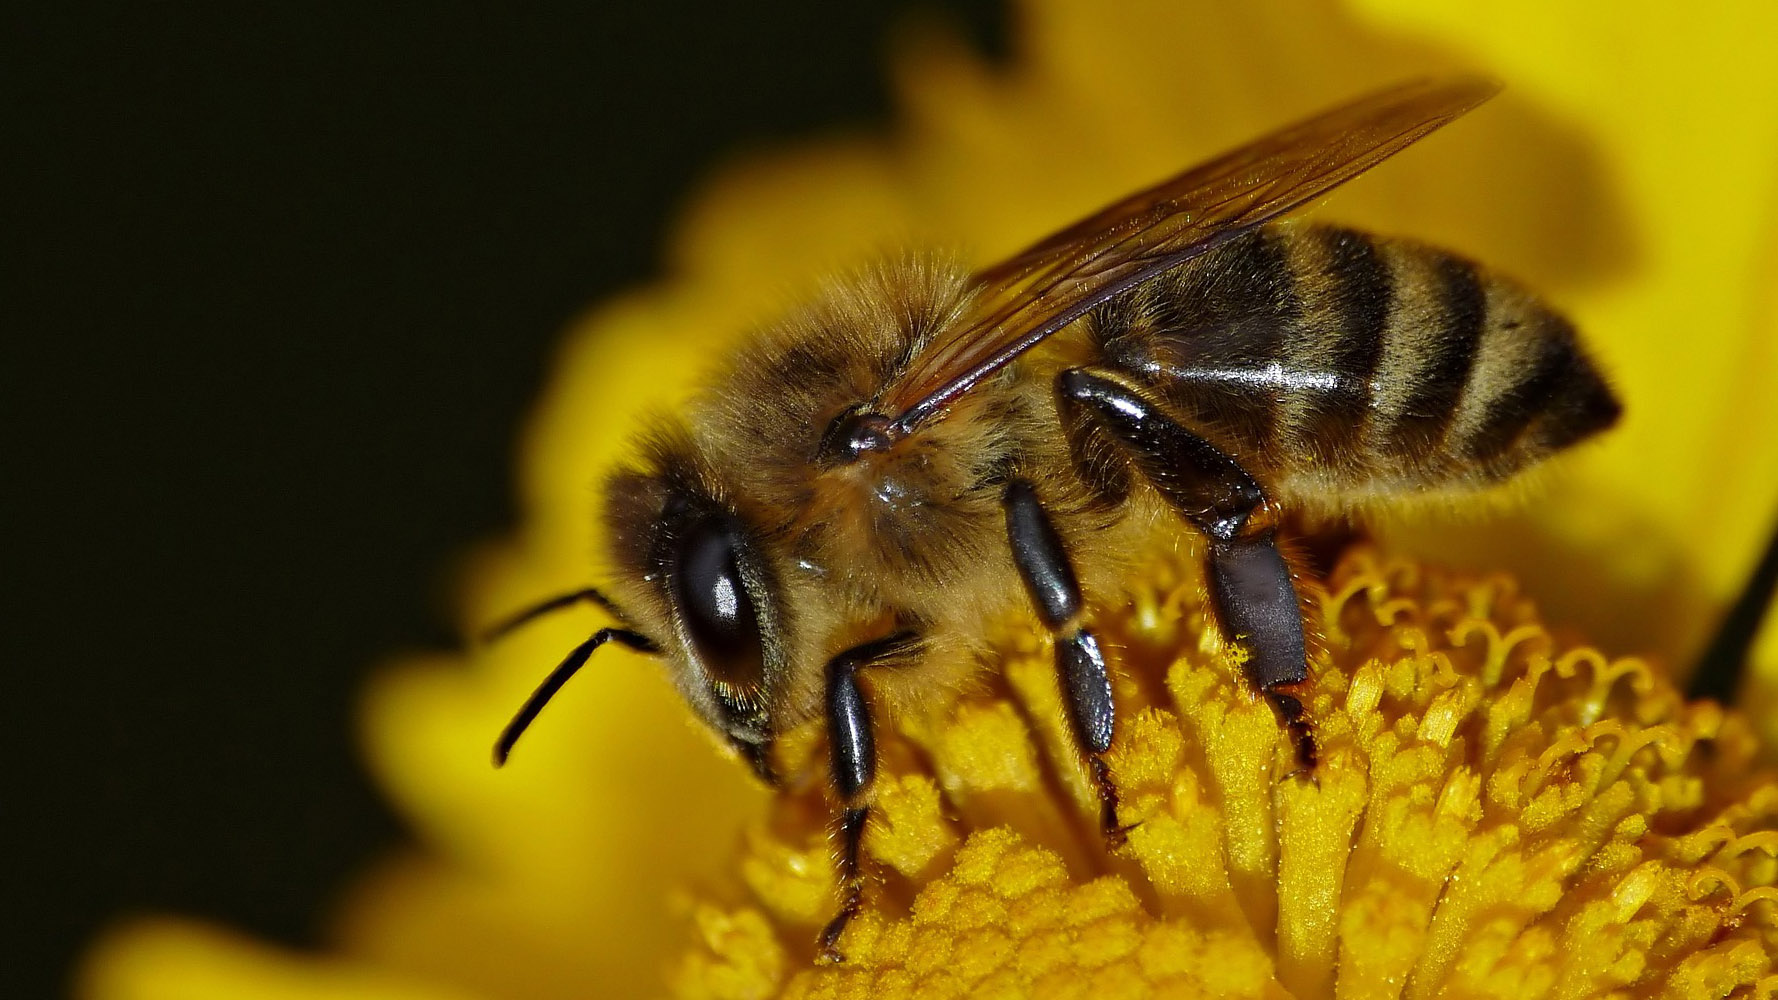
[76,920,471,1000]
[333,630,766,1000]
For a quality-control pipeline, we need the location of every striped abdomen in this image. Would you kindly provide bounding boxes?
[1087,223,1621,500]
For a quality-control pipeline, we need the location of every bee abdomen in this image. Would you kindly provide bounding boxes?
[1449,305,1620,477]
[1286,229,1619,489]
[1090,225,1618,495]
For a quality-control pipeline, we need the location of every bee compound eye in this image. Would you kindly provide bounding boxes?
[672,515,767,693]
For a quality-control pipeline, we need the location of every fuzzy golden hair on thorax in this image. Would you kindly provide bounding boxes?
[684,256,1055,603]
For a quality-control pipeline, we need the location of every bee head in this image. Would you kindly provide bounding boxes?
[605,457,789,769]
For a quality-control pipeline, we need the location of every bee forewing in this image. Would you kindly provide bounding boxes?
[883,75,1501,435]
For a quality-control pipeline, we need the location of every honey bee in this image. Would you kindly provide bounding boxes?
[486,76,1620,959]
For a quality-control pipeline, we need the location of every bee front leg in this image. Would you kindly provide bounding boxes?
[1058,367,1318,773]
[1003,479,1126,845]
[816,631,918,963]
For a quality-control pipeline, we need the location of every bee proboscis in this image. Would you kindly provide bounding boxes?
[486,76,1620,960]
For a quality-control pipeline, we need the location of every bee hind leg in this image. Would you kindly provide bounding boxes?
[816,631,919,963]
[1058,367,1318,775]
[1003,479,1128,845]
[1210,536,1319,775]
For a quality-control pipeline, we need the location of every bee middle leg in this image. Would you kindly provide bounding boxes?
[1058,367,1318,772]
[1002,479,1126,844]
[816,630,919,964]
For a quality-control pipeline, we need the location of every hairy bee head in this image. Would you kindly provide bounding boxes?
[596,257,1032,762]
[603,445,790,759]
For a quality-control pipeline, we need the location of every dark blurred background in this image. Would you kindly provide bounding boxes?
[6,4,1003,995]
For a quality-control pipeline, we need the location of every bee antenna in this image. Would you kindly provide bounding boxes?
[480,587,630,644]
[493,627,659,767]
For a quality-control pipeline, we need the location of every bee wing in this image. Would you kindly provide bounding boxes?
[883,75,1500,434]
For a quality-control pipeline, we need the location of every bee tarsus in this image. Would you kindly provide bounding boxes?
[1089,757,1136,848]
[817,805,872,964]
[1264,687,1321,778]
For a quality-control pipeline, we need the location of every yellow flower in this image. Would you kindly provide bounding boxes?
[77,1,1778,998]
[673,548,1778,999]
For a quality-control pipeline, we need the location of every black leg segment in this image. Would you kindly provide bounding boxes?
[1005,479,1084,627]
[1059,367,1318,772]
[816,631,918,963]
[1059,368,1266,540]
[1062,631,1125,841]
[1208,536,1308,690]
[1212,536,1317,768]
[1057,629,1115,755]
[817,805,870,963]
[492,626,658,767]
[1004,479,1126,841]
[825,642,886,802]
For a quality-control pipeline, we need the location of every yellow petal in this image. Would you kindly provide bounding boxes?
[75,920,472,1000]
